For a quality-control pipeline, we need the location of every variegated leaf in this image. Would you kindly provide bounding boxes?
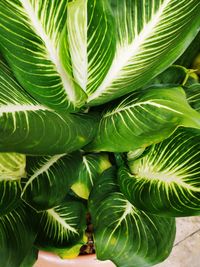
[35,198,87,255]
[87,86,200,152]
[88,0,200,105]
[22,152,82,211]
[185,83,200,112]
[66,0,116,95]
[0,60,97,155]
[71,153,111,199]
[0,203,37,267]
[89,168,175,267]
[0,0,87,111]
[0,153,26,215]
[119,127,200,216]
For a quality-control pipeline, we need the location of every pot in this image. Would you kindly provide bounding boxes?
[34,251,116,267]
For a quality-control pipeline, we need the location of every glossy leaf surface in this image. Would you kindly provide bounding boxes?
[66,0,116,95]
[0,0,87,111]
[119,127,200,216]
[22,151,82,211]
[89,168,175,267]
[71,153,111,199]
[36,198,87,253]
[0,60,97,155]
[0,204,36,267]
[88,0,200,105]
[1,1,200,108]
[87,86,200,152]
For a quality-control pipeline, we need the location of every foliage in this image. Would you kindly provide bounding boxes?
[0,1,200,267]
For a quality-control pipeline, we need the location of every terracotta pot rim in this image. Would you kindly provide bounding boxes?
[36,250,116,266]
[38,250,96,262]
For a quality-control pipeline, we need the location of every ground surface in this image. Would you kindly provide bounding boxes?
[155,217,200,267]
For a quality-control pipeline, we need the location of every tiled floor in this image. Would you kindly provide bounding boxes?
[155,217,200,267]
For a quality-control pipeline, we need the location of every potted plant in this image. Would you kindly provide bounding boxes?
[0,0,200,266]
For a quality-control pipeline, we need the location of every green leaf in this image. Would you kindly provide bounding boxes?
[0,0,116,110]
[0,152,26,178]
[89,168,175,267]
[0,203,37,267]
[66,0,116,95]
[2,1,199,108]
[149,66,187,86]
[0,60,98,155]
[71,153,111,199]
[0,180,21,216]
[37,240,86,260]
[0,153,25,215]
[192,53,200,75]
[185,83,200,112]
[119,127,200,217]
[87,86,200,152]
[35,198,87,251]
[147,65,199,88]
[87,0,200,105]
[20,247,38,267]
[176,30,200,68]
[22,151,82,211]
[0,0,87,111]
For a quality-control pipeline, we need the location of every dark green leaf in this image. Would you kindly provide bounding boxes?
[0,204,37,267]
[147,65,198,87]
[176,31,200,68]
[119,127,200,217]
[89,168,175,267]
[0,180,21,216]
[185,83,200,112]
[22,151,82,211]
[20,247,38,267]
[35,198,87,254]
[88,0,200,105]
[87,86,200,152]
[0,60,98,155]
[0,0,86,111]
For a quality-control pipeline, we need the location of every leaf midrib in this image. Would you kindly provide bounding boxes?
[88,0,171,102]
[0,104,48,114]
[134,168,200,192]
[47,208,78,234]
[103,100,183,118]
[22,154,65,193]
[20,0,76,102]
